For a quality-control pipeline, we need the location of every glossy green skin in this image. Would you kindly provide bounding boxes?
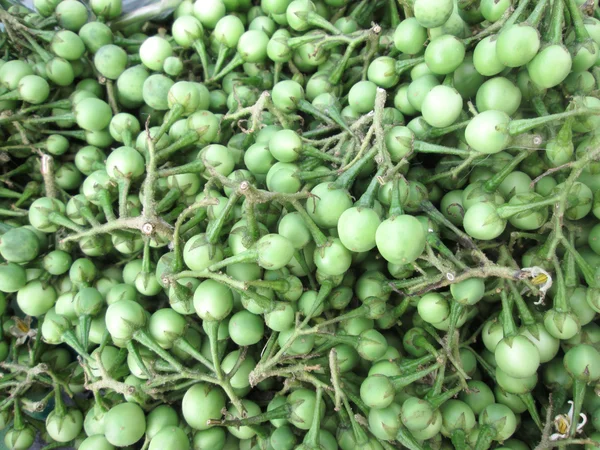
[182,383,226,430]
[543,357,574,391]
[494,335,540,378]
[465,110,510,154]
[570,40,599,72]
[94,44,127,79]
[46,408,83,443]
[394,84,418,115]
[278,327,315,355]
[117,65,149,108]
[83,403,107,436]
[546,135,574,167]
[88,346,125,378]
[255,234,295,270]
[17,281,57,317]
[368,56,400,88]
[51,30,86,61]
[139,36,173,72]
[306,72,338,101]
[266,162,301,193]
[268,129,302,162]
[0,60,33,90]
[453,57,486,98]
[473,35,506,76]
[149,426,190,450]
[376,215,426,265]
[348,80,377,113]
[193,0,225,27]
[411,63,435,80]
[337,206,381,252]
[407,74,439,112]
[421,85,463,127]
[507,192,549,230]
[193,428,226,450]
[313,238,352,276]
[357,328,388,360]
[519,323,560,363]
[385,126,413,162]
[410,409,443,440]
[482,319,504,352]
[496,24,541,67]
[90,0,122,19]
[4,426,36,450]
[440,399,476,436]
[478,403,517,441]
[573,96,600,132]
[554,181,593,220]
[544,309,581,340]
[194,279,234,321]
[356,271,391,302]
[0,227,40,263]
[431,8,469,39]
[143,74,175,110]
[563,71,596,95]
[79,435,115,450]
[222,350,256,392]
[265,301,295,331]
[272,80,304,112]
[576,136,600,176]
[104,403,146,447]
[245,142,276,175]
[462,182,504,211]
[105,300,146,340]
[360,375,395,409]
[183,234,224,271]
[270,425,297,450]
[28,197,66,233]
[16,75,50,104]
[228,310,264,346]
[564,344,600,382]
[368,403,402,440]
[413,0,453,28]
[424,35,466,75]
[286,0,317,32]
[401,396,435,431]
[332,343,360,372]
[70,257,98,285]
[440,190,465,226]
[481,0,510,22]
[74,97,113,131]
[476,77,521,116]
[496,367,537,394]
[527,45,572,89]
[237,30,269,63]
[459,381,495,415]
[394,18,427,54]
[451,278,485,306]
[287,388,326,430]
[417,293,450,324]
[568,287,596,326]
[463,202,507,240]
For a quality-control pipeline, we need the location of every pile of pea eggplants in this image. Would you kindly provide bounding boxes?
[5,0,600,449]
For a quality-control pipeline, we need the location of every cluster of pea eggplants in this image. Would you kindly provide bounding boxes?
[3,0,600,449]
